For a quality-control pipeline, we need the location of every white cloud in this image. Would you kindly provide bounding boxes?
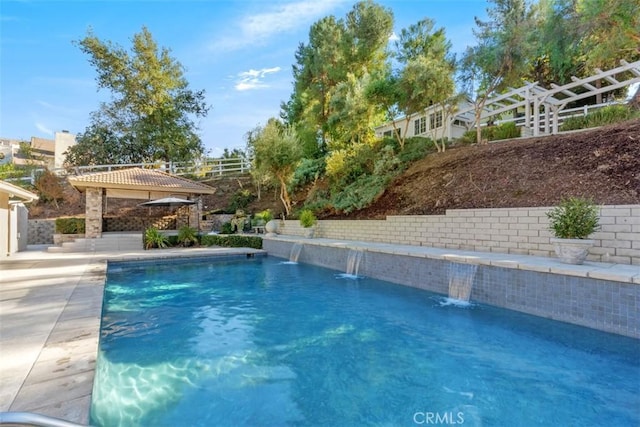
[235,66,282,91]
[388,32,399,42]
[208,0,347,52]
[35,122,54,136]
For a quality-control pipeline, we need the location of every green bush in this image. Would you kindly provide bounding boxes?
[298,209,317,228]
[220,222,235,234]
[461,122,521,143]
[177,225,199,247]
[546,197,600,239]
[332,174,390,214]
[254,209,273,224]
[290,157,326,191]
[398,137,434,163]
[144,227,170,249]
[55,217,86,234]
[226,189,255,213]
[560,105,639,131]
[200,234,263,249]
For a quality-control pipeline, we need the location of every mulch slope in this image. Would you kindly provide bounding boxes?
[342,119,640,219]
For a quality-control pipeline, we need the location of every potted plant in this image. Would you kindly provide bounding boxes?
[546,197,600,264]
[253,209,273,234]
[299,209,318,238]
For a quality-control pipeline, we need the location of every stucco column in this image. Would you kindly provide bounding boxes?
[0,192,9,256]
[85,187,103,238]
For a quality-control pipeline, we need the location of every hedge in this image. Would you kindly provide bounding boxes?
[55,217,86,234]
[200,234,263,249]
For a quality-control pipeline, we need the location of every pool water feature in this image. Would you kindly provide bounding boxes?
[91,257,640,426]
[447,262,478,304]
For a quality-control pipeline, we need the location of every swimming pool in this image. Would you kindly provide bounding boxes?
[91,256,640,426]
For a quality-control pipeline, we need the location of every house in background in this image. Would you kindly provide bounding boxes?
[0,180,38,256]
[374,101,474,142]
[374,59,640,143]
[8,130,76,170]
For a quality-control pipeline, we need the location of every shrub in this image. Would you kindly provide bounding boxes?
[55,217,85,234]
[546,197,600,239]
[226,189,255,213]
[220,222,235,234]
[299,209,317,228]
[290,157,326,191]
[254,209,273,224]
[560,105,640,131]
[200,234,263,249]
[460,121,521,143]
[177,225,199,247]
[144,227,170,249]
[332,174,390,213]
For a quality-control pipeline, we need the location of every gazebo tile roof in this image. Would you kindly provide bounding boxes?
[67,167,215,194]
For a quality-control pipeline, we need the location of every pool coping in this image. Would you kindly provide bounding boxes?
[1,239,637,425]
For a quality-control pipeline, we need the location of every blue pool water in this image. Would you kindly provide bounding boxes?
[91,257,640,427]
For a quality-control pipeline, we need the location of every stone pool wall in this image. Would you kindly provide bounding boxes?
[264,238,639,339]
[278,204,640,265]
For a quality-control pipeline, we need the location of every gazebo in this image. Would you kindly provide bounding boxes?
[68,168,216,238]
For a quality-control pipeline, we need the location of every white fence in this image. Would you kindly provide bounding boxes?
[0,157,252,184]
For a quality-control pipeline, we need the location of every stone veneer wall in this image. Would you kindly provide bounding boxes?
[279,205,640,265]
[264,239,639,338]
[103,216,176,232]
[85,188,103,238]
[28,219,55,244]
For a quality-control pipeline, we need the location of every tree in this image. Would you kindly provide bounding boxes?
[577,0,640,103]
[392,18,456,150]
[528,0,584,86]
[249,119,302,216]
[284,1,393,154]
[461,0,533,143]
[66,27,209,166]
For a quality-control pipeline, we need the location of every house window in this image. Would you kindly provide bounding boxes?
[384,128,401,138]
[430,111,443,129]
[414,117,426,135]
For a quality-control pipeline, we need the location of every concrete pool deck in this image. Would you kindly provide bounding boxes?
[0,239,638,425]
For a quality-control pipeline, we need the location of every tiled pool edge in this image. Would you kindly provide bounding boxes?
[264,237,640,339]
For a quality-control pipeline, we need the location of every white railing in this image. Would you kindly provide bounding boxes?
[494,101,620,134]
[0,157,252,184]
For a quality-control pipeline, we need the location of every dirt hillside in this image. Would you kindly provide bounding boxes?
[339,119,640,219]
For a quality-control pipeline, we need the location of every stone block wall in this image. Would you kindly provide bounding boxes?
[28,219,55,244]
[279,205,640,265]
[103,216,176,232]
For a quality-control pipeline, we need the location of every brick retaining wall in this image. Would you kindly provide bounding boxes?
[278,205,640,265]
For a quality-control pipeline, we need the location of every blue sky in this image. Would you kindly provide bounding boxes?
[0,0,489,157]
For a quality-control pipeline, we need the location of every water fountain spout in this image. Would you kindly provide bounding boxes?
[447,262,478,303]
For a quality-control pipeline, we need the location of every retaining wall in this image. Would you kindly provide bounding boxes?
[279,205,640,265]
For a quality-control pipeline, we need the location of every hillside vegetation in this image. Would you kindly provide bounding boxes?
[28,120,640,220]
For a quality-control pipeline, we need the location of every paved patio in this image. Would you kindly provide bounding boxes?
[0,240,638,425]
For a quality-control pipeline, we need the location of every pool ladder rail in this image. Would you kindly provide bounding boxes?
[0,412,89,427]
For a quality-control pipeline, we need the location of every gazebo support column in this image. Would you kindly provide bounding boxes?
[85,187,103,238]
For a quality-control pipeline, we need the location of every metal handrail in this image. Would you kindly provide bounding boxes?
[0,412,88,427]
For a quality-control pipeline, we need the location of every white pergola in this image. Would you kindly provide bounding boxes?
[456,59,640,136]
